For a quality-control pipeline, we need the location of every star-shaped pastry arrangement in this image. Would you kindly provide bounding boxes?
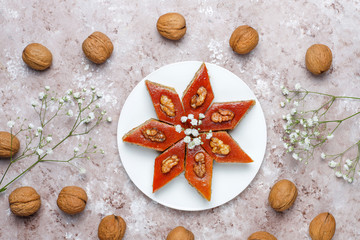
[123,63,255,201]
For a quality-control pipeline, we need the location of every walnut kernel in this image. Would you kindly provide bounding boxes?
[142,128,166,142]
[309,212,336,240]
[248,231,277,240]
[268,179,297,212]
[229,25,259,54]
[22,43,52,70]
[9,186,41,217]
[57,186,87,215]
[98,214,126,240]
[211,109,234,123]
[166,226,194,240]
[193,152,206,178]
[210,137,231,155]
[190,87,207,109]
[0,131,20,158]
[157,13,187,40]
[162,155,180,173]
[160,95,176,117]
[82,31,113,64]
[305,44,332,75]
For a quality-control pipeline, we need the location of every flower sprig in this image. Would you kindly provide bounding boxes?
[280,83,360,182]
[0,86,108,193]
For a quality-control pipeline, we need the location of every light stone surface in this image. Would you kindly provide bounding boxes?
[1,0,360,239]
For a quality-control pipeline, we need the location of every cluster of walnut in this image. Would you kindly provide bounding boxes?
[22,31,113,71]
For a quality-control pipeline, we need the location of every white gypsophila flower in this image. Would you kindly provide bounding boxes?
[190,119,198,126]
[82,88,87,92]
[284,142,289,149]
[312,115,319,123]
[314,131,320,136]
[181,116,188,123]
[345,159,353,166]
[184,136,191,143]
[46,137,52,143]
[88,112,95,120]
[73,92,81,99]
[304,137,310,145]
[292,153,299,160]
[335,171,342,178]
[187,114,194,120]
[66,89,73,95]
[282,88,289,96]
[96,92,103,98]
[198,120,202,125]
[295,83,301,90]
[290,108,297,115]
[301,131,308,137]
[288,146,294,152]
[293,101,299,107]
[36,148,44,155]
[184,129,192,135]
[347,178,353,183]
[59,98,64,104]
[175,125,182,133]
[206,132,213,139]
[96,103,100,108]
[63,96,70,102]
[37,127,43,132]
[328,160,337,168]
[106,117,112,123]
[35,132,39,137]
[91,86,95,90]
[307,118,313,127]
[101,110,106,115]
[193,137,201,146]
[28,123,34,129]
[31,101,38,107]
[280,85,285,90]
[84,117,91,124]
[46,148,53,155]
[295,129,300,134]
[282,115,286,120]
[327,134,334,140]
[191,129,199,137]
[77,99,83,105]
[7,120,15,128]
[286,114,292,121]
[74,147,79,153]
[343,175,349,181]
[321,152,326,159]
[280,102,285,108]
[39,92,45,100]
[67,110,73,117]
[79,167,86,174]
[45,86,50,91]
[199,113,205,119]
[188,141,196,149]
[343,164,349,171]
[100,149,105,154]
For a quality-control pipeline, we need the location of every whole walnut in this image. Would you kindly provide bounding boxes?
[22,43,52,70]
[82,31,113,64]
[98,214,126,240]
[0,131,20,158]
[268,179,298,212]
[305,44,332,75]
[166,226,194,240]
[157,13,187,40]
[9,186,41,216]
[229,25,259,54]
[248,231,277,240]
[57,186,87,215]
[309,212,336,240]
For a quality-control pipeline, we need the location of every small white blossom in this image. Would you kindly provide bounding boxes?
[314,131,320,136]
[96,92,103,98]
[343,164,349,171]
[100,149,105,154]
[91,86,96,90]
[282,115,286,120]
[46,137,52,143]
[347,178,353,183]
[193,137,202,146]
[280,102,285,108]
[282,88,289,96]
[175,125,182,133]
[312,116,319,123]
[39,92,45,100]
[73,92,81,99]
[46,148,53,155]
[45,86,50,91]
[59,98,64,104]
[328,160,337,168]
[343,175,349,181]
[286,114,292,121]
[77,99,83,105]
[67,110,73,117]
[66,89,73,95]
[31,101,38,107]
[37,127,43,132]
[95,103,101,108]
[345,159,353,166]
[327,134,334,140]
[101,110,106,115]
[292,153,299,160]
[184,136,191,143]
[198,120,202,125]
[106,117,112,123]
[28,123,34,129]
[74,147,79,153]
[191,129,199,137]
[79,167,86,174]
[7,120,15,128]
[181,116,188,123]
[63,96,70,102]
[290,108,297,115]
[293,101,299,107]
[304,137,310,145]
[188,141,196,149]
[190,119,198,126]
[36,148,44,155]
[288,146,294,152]
[184,129,192,135]
[335,171,342,178]
[295,83,301,90]
[307,118,313,127]
[187,114,194,120]
[321,152,326,159]
[88,112,95,120]
[284,143,289,149]
[199,113,205,119]
[82,88,87,92]
[206,132,213,139]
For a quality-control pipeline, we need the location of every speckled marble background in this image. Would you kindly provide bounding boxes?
[1,0,360,239]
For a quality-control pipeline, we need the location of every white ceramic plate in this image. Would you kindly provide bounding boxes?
[117,61,267,211]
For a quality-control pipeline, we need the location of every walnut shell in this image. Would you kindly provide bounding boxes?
[305,44,332,75]
[309,212,336,240]
[166,226,194,240]
[229,25,259,54]
[268,179,298,212]
[0,131,20,158]
[248,231,277,240]
[57,186,87,215]
[9,186,41,216]
[82,31,113,64]
[22,43,52,70]
[157,13,187,40]
[98,214,126,240]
